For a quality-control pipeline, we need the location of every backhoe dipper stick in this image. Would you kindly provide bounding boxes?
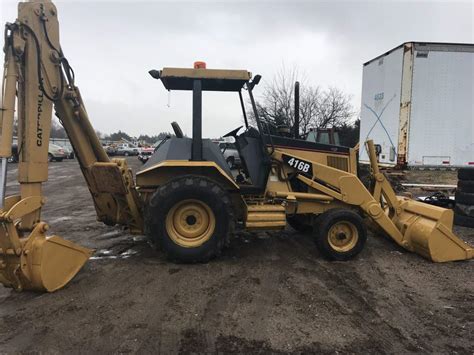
[0,46,18,208]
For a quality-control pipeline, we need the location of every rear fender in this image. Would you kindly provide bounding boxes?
[136,160,239,191]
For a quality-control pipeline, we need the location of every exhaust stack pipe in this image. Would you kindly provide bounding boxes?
[294,81,300,139]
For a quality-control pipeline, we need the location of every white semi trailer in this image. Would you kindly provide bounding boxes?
[359,42,473,168]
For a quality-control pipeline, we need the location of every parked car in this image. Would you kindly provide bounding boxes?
[116,143,140,156]
[218,142,241,169]
[62,146,75,159]
[138,148,154,164]
[102,144,118,156]
[48,143,67,162]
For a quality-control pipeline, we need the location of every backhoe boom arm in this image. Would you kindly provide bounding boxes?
[0,0,143,292]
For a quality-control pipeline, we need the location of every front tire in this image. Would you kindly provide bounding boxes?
[145,175,234,263]
[313,208,367,261]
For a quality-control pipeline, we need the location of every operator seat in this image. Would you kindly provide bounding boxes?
[235,127,271,195]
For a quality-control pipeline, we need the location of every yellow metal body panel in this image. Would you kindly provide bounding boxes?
[245,204,286,230]
[136,160,239,190]
[161,67,251,81]
[159,68,251,91]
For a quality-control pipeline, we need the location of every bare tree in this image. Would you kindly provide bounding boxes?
[251,66,300,128]
[315,87,354,128]
[50,120,67,139]
[248,66,354,136]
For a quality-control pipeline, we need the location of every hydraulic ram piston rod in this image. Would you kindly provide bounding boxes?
[0,158,7,209]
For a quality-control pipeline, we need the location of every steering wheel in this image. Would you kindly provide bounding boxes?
[171,121,184,138]
[223,126,243,138]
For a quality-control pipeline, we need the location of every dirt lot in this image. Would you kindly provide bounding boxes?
[0,159,473,354]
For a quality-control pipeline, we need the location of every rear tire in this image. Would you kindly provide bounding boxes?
[48,153,54,162]
[287,214,313,234]
[313,209,367,261]
[145,175,234,263]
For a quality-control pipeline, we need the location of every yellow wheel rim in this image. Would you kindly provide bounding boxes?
[327,221,359,252]
[166,199,216,248]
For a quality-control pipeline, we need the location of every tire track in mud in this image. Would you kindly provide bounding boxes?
[308,260,421,353]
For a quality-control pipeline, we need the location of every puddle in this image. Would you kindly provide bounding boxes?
[120,249,139,258]
[90,255,119,260]
[97,249,113,255]
[102,231,122,238]
[89,248,139,261]
[49,216,73,223]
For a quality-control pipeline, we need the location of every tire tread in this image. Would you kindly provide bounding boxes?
[313,208,367,261]
[145,175,234,263]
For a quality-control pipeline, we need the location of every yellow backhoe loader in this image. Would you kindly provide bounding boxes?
[1,0,472,293]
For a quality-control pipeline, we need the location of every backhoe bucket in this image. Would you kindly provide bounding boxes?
[0,225,93,292]
[394,197,474,262]
[25,235,93,292]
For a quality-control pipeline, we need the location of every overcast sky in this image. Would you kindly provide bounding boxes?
[1,0,473,138]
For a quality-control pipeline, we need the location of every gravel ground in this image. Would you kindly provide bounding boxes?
[0,158,473,354]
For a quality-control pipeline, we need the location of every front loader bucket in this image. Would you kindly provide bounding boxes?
[394,198,474,262]
[0,226,93,292]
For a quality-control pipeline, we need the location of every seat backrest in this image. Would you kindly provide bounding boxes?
[235,129,271,194]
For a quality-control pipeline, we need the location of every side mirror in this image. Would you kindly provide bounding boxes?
[248,74,262,90]
[252,74,262,86]
[148,70,161,79]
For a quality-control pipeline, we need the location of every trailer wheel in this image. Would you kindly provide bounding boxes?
[287,214,313,234]
[458,168,474,181]
[457,180,474,193]
[145,175,234,263]
[314,209,367,261]
[455,191,474,205]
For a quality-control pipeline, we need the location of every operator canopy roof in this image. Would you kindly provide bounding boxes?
[151,67,252,92]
